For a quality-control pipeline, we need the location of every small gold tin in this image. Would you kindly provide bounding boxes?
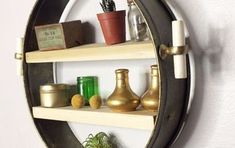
[40,84,70,107]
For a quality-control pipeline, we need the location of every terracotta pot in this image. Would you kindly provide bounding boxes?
[97,10,126,45]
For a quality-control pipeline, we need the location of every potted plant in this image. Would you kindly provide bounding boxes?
[83,132,113,148]
[97,0,126,45]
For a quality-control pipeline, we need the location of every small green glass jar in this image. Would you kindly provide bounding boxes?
[77,76,99,105]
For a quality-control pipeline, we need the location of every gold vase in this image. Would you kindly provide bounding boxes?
[107,69,140,112]
[141,65,160,111]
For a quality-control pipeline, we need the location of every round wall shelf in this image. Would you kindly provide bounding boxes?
[23,0,192,147]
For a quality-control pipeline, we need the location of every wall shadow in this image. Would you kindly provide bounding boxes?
[162,1,223,148]
[82,22,96,44]
[168,0,227,147]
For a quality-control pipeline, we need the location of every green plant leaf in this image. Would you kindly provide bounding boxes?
[99,0,116,12]
[83,132,112,148]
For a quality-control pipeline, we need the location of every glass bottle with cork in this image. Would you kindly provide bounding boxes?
[127,0,149,41]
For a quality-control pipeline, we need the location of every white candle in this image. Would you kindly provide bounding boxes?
[172,20,187,79]
[16,37,24,76]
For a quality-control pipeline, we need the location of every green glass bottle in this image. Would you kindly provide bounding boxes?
[77,76,99,105]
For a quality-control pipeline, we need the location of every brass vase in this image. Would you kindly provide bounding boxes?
[141,65,160,111]
[107,69,140,112]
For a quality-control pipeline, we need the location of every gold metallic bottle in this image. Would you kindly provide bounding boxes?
[141,65,160,111]
[107,69,140,112]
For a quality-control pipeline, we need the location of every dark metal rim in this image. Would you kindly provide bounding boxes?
[23,0,191,148]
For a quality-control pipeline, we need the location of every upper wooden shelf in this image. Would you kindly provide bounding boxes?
[33,106,157,130]
[25,41,156,63]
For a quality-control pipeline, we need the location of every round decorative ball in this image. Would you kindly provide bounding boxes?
[71,94,84,109]
[89,95,102,109]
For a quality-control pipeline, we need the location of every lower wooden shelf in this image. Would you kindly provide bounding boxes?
[33,106,157,130]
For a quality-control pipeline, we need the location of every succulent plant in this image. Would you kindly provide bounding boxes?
[83,132,112,148]
[100,0,116,12]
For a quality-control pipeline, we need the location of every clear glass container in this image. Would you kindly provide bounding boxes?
[127,0,148,41]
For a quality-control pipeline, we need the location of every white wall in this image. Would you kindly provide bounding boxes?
[0,0,45,148]
[170,0,235,148]
[1,0,235,148]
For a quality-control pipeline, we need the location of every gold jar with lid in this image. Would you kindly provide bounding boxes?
[107,69,140,112]
[40,84,70,107]
[141,65,160,111]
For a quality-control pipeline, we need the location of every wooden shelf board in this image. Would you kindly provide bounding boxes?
[33,106,157,130]
[26,41,156,63]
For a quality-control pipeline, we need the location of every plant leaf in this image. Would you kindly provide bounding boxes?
[100,0,116,12]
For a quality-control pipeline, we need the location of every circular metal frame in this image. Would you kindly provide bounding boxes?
[23,0,191,147]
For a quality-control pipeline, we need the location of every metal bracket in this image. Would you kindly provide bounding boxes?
[14,53,23,60]
[159,44,188,59]
[15,52,24,76]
